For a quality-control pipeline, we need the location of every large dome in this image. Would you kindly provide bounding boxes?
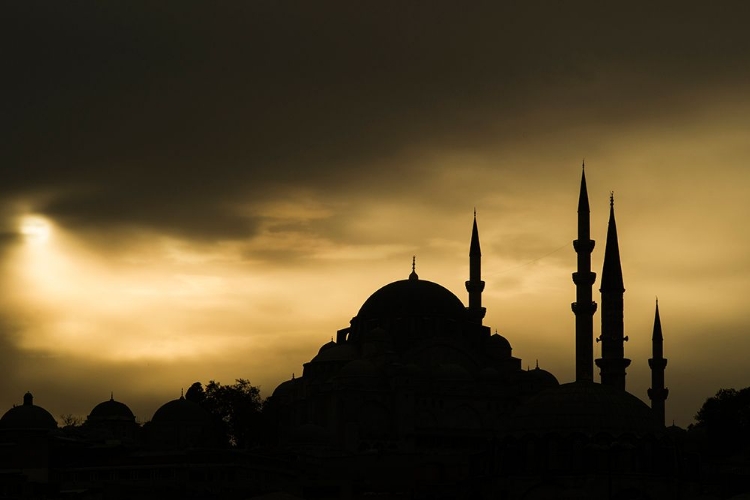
[506,381,662,437]
[357,277,466,322]
[0,392,57,431]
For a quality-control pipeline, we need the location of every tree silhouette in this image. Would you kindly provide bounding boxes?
[60,413,83,427]
[186,379,263,448]
[693,387,750,457]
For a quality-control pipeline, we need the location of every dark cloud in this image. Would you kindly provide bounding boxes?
[3,1,750,240]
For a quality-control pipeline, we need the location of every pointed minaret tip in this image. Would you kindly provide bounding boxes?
[578,166,590,213]
[470,212,481,256]
[652,298,663,341]
[601,190,624,292]
[409,255,419,280]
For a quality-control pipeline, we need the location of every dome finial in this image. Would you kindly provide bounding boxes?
[110,391,114,401]
[180,388,184,400]
[23,392,33,406]
[409,255,419,280]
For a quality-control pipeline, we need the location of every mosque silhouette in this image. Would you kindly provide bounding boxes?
[0,169,712,499]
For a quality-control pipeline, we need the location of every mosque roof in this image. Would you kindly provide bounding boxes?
[506,381,662,437]
[0,392,57,431]
[357,277,466,322]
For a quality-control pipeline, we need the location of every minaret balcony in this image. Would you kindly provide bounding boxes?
[647,387,669,400]
[572,271,596,286]
[571,300,597,314]
[465,280,486,293]
[573,239,595,253]
[648,358,668,369]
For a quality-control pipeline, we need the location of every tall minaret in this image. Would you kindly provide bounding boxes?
[572,165,597,382]
[596,193,631,390]
[648,300,668,426]
[465,210,486,324]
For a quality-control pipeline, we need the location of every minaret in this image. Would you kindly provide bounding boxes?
[465,210,486,323]
[648,300,668,426]
[572,165,597,382]
[596,193,631,390]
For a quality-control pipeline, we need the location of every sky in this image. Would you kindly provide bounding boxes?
[1,1,749,427]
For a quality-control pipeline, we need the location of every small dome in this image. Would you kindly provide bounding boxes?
[317,341,337,355]
[88,396,135,422]
[357,278,467,323]
[311,342,357,363]
[0,392,57,431]
[486,334,512,360]
[518,366,560,388]
[151,396,212,425]
[506,381,662,437]
[271,378,300,402]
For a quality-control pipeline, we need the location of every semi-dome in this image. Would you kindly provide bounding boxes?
[151,395,212,425]
[506,381,662,437]
[0,392,57,431]
[88,395,135,422]
[357,277,466,322]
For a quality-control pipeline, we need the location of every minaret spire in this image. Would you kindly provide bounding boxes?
[466,210,486,323]
[572,165,597,382]
[596,193,631,390]
[409,256,419,280]
[648,299,668,426]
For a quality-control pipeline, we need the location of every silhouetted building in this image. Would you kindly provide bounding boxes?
[269,213,558,459]
[265,167,676,499]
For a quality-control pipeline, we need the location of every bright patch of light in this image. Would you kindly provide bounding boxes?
[20,216,51,243]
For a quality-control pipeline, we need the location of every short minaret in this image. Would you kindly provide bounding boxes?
[465,210,486,323]
[648,300,669,426]
[572,165,597,382]
[596,193,631,390]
